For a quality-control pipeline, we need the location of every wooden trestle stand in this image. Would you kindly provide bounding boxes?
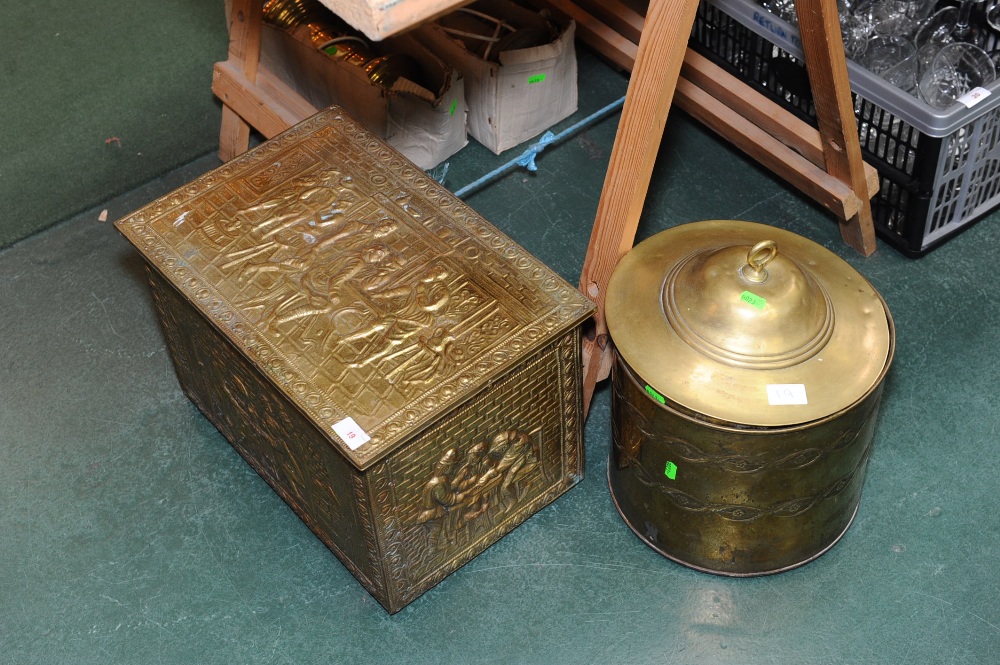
[212,0,880,418]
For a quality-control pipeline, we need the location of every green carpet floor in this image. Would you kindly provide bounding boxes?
[4,3,1000,662]
[0,0,228,249]
[5,97,1000,662]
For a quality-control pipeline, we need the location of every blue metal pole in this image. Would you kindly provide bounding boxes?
[452,95,626,199]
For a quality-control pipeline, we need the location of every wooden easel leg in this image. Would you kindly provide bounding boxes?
[218,0,263,162]
[578,0,701,415]
[795,0,878,256]
[220,110,252,163]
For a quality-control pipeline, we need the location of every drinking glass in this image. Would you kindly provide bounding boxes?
[987,0,1000,31]
[914,0,988,50]
[841,13,874,61]
[859,34,916,75]
[984,0,1000,67]
[918,41,996,109]
[852,0,936,37]
[880,52,921,93]
[761,0,799,23]
[844,0,936,73]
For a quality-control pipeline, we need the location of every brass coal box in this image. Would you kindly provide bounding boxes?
[605,220,894,576]
[115,108,594,613]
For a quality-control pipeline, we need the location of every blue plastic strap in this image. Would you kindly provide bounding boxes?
[514,131,556,172]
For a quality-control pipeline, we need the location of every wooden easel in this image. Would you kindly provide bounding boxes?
[550,0,880,414]
[212,0,880,416]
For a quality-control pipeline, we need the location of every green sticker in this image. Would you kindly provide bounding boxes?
[644,385,666,405]
[664,461,678,480]
[740,290,767,309]
[528,73,547,84]
[323,44,338,56]
[449,98,458,116]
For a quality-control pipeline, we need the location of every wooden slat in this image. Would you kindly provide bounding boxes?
[316,0,475,40]
[795,0,877,255]
[681,51,879,199]
[674,77,863,220]
[558,0,878,256]
[219,0,264,161]
[212,61,319,140]
[573,0,644,43]
[577,0,702,411]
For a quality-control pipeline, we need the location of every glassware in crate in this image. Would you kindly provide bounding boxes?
[690,0,1000,256]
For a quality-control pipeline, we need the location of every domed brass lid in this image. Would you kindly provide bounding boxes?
[606,220,893,427]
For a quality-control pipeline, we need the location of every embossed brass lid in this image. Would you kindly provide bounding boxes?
[606,220,893,427]
[115,108,594,469]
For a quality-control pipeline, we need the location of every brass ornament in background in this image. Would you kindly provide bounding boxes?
[363,54,426,88]
[262,0,327,29]
[263,0,426,89]
[320,36,372,66]
[605,220,895,576]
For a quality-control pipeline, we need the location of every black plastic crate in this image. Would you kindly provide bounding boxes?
[690,0,1000,257]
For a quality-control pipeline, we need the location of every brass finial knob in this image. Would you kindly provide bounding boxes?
[742,240,778,283]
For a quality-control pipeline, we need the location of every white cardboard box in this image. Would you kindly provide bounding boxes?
[414,0,577,154]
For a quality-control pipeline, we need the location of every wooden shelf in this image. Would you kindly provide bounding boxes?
[316,0,472,40]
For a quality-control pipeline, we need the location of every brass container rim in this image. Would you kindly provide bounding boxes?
[614,298,895,434]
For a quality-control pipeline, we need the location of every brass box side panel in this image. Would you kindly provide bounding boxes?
[149,265,585,613]
[114,108,594,469]
[147,267,389,603]
[369,327,584,611]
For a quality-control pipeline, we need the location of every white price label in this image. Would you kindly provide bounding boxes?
[766,384,808,406]
[332,417,370,450]
[958,87,991,108]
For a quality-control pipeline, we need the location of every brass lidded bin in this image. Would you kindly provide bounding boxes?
[605,220,894,575]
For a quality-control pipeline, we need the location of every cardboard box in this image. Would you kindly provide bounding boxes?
[414,0,577,154]
[114,108,594,613]
[259,21,468,169]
